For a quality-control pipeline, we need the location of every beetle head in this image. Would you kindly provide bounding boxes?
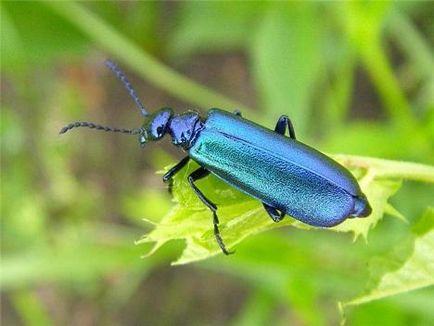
[139,108,173,146]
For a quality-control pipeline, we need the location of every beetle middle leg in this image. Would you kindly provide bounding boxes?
[233,110,242,117]
[274,115,296,139]
[163,156,190,193]
[188,167,232,255]
[263,203,285,222]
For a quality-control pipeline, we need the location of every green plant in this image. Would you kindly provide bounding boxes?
[2,1,433,325]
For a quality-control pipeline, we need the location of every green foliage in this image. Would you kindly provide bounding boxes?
[2,1,433,325]
[348,208,433,304]
[340,208,434,322]
[252,2,322,132]
[167,2,263,58]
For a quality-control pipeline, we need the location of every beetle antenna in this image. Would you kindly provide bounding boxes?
[105,59,149,117]
[59,121,142,135]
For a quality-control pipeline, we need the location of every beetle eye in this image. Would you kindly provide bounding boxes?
[155,126,163,137]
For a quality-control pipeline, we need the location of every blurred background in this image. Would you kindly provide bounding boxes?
[1,1,433,325]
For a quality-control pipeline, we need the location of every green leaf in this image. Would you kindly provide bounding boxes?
[251,2,322,133]
[1,1,88,69]
[168,2,264,58]
[341,207,434,308]
[231,290,276,326]
[11,290,53,326]
[0,223,154,289]
[138,156,434,265]
[339,1,416,128]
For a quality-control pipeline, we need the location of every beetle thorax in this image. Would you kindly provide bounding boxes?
[168,111,204,150]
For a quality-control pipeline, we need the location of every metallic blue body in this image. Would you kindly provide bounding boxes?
[62,60,371,254]
[188,109,370,227]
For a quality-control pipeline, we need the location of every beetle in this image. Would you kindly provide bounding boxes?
[60,60,372,255]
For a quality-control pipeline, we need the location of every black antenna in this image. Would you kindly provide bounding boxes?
[104,59,149,117]
[59,121,141,135]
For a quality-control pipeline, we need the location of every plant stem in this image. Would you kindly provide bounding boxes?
[335,155,434,183]
[359,42,417,128]
[337,2,417,129]
[11,290,53,326]
[387,10,434,80]
[42,1,251,112]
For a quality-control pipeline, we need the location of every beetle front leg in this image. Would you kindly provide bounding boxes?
[274,115,296,139]
[163,156,190,193]
[263,203,285,222]
[188,167,233,255]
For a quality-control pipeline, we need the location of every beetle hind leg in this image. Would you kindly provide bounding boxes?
[274,115,296,139]
[263,203,285,222]
[188,167,233,255]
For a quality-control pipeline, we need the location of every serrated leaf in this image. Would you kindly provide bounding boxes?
[138,156,433,265]
[384,203,407,223]
[342,207,434,307]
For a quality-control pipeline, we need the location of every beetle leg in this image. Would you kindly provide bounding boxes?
[233,110,242,117]
[188,167,233,255]
[163,156,190,194]
[263,203,285,222]
[274,115,296,139]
